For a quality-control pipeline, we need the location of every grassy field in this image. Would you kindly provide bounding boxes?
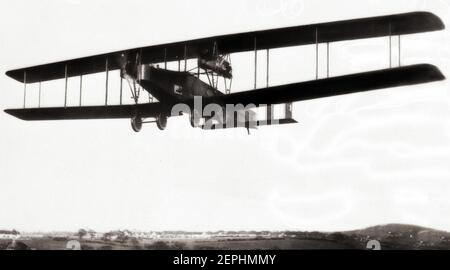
[0,237,352,250]
[2,224,449,250]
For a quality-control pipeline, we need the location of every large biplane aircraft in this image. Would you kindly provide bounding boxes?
[4,12,446,133]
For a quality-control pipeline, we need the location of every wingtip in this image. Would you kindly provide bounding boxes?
[413,64,445,83]
[4,108,13,115]
[4,108,15,116]
[3,108,28,121]
[5,70,25,83]
[436,68,446,81]
[421,11,446,30]
[427,64,446,81]
[429,12,445,30]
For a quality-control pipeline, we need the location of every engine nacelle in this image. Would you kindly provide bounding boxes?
[198,55,232,79]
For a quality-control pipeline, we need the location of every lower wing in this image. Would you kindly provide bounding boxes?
[205,64,445,107]
[5,103,163,121]
[4,64,444,121]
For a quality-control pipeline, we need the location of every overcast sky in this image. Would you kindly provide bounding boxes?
[0,0,449,233]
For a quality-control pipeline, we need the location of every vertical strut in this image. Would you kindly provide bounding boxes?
[389,23,392,68]
[389,36,392,68]
[285,103,293,119]
[254,37,257,89]
[23,72,27,108]
[38,82,41,108]
[205,71,212,86]
[178,60,180,72]
[266,49,273,124]
[79,75,83,106]
[326,42,330,78]
[105,57,109,106]
[266,49,270,87]
[224,77,228,94]
[398,35,401,67]
[64,65,68,108]
[119,77,123,105]
[315,28,319,80]
[164,48,167,70]
[184,45,187,72]
[139,49,143,74]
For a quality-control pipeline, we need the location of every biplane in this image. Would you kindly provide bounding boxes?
[4,11,446,133]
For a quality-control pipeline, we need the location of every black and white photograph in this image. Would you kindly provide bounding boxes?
[1,0,450,259]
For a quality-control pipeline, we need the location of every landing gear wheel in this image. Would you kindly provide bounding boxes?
[131,116,143,132]
[190,109,201,128]
[156,114,168,130]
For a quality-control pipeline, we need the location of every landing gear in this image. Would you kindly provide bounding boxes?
[131,116,142,132]
[156,113,167,130]
[130,113,167,132]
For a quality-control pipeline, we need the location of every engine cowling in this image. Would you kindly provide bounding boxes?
[198,55,232,79]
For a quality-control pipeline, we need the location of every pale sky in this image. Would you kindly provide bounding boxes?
[0,0,449,233]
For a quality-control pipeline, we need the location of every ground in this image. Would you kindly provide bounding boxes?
[2,224,449,250]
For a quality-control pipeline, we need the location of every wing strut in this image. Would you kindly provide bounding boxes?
[119,76,123,105]
[38,82,41,108]
[388,23,402,68]
[79,75,83,106]
[398,35,402,67]
[266,49,270,87]
[64,64,68,108]
[389,22,393,68]
[254,37,257,89]
[327,42,330,77]
[23,72,26,108]
[315,28,319,80]
[266,48,273,124]
[164,48,167,69]
[105,57,109,106]
[184,44,188,72]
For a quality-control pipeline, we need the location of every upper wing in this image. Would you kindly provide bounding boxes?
[4,102,163,121]
[6,12,444,84]
[203,64,445,107]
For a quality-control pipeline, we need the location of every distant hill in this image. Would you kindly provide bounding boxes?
[340,224,450,249]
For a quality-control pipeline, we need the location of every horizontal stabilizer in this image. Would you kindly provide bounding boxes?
[201,118,298,130]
